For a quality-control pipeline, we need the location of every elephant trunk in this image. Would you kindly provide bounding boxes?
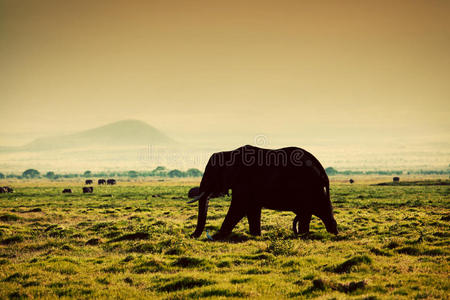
[191,193,210,238]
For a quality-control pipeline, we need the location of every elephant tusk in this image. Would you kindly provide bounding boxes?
[187,192,206,204]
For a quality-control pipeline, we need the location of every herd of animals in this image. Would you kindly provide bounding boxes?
[0,145,404,239]
[62,178,117,194]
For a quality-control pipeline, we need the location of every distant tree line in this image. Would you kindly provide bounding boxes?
[0,166,203,180]
[0,167,448,180]
[325,167,450,176]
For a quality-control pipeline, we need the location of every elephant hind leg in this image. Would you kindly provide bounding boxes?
[247,207,262,236]
[293,213,312,235]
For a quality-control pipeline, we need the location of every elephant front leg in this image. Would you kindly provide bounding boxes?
[214,200,246,239]
[247,207,262,236]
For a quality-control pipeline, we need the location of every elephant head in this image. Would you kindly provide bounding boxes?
[314,186,338,235]
[189,152,232,238]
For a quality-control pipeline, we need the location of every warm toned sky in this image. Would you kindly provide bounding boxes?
[1,0,449,145]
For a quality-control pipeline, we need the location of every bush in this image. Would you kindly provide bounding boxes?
[186,168,203,177]
[22,169,40,178]
[45,171,56,179]
[325,167,338,176]
[267,238,295,256]
[128,170,138,178]
[168,169,184,178]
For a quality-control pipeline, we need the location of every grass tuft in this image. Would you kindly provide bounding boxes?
[1,235,24,245]
[0,213,20,222]
[327,255,372,273]
[172,256,209,268]
[189,288,249,298]
[157,277,215,292]
[110,232,149,242]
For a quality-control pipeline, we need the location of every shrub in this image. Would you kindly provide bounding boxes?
[267,238,295,256]
[22,169,40,178]
[45,171,56,179]
[325,167,338,176]
[186,168,203,177]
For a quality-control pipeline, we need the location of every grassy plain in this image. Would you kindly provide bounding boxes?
[0,178,448,299]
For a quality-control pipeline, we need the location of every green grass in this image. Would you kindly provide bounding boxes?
[0,180,449,299]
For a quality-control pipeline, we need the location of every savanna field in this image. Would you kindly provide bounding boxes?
[0,179,448,299]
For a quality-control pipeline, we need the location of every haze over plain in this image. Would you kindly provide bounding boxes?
[0,1,449,172]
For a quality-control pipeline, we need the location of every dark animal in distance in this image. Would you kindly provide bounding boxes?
[83,187,94,193]
[107,179,116,185]
[189,145,338,240]
[188,186,227,199]
[349,179,354,184]
[85,179,93,185]
[62,189,72,193]
[0,187,6,193]
[98,179,106,185]
[393,177,400,182]
[2,186,13,193]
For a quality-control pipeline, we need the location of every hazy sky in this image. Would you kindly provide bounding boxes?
[1,0,449,145]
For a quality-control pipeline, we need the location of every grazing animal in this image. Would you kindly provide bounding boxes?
[349,179,354,184]
[98,179,106,185]
[0,187,6,193]
[2,186,13,193]
[83,187,94,193]
[107,179,116,185]
[188,145,338,239]
[62,189,72,193]
[393,177,400,182]
[85,179,93,185]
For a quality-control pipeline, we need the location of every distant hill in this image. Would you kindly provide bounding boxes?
[12,120,175,151]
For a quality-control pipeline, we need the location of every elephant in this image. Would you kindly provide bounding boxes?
[188,145,338,239]
[393,177,400,182]
[62,188,72,193]
[2,186,13,193]
[98,179,106,185]
[85,179,93,185]
[107,179,116,185]
[83,187,93,193]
